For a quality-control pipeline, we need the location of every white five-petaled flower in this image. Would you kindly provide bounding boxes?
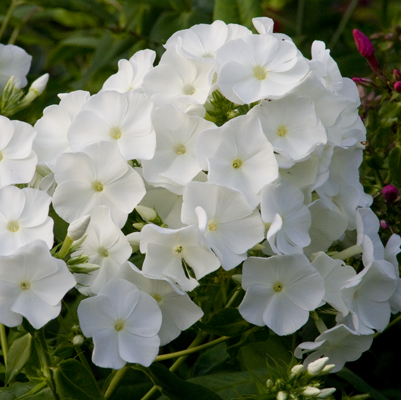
[0,240,75,329]
[239,254,325,336]
[77,278,162,369]
[0,186,53,256]
[53,141,146,228]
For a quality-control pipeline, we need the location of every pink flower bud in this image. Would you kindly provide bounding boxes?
[382,184,398,204]
[394,69,401,80]
[394,81,401,93]
[353,29,375,58]
[380,220,389,229]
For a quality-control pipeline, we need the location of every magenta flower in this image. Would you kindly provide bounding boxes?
[394,81,401,93]
[382,185,398,204]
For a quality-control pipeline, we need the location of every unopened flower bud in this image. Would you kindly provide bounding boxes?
[353,29,374,58]
[303,386,321,396]
[136,205,158,222]
[266,379,274,388]
[317,388,336,398]
[231,274,242,285]
[72,335,84,346]
[30,73,49,96]
[289,364,304,379]
[382,184,398,204]
[380,220,389,229]
[394,69,401,80]
[132,222,146,231]
[277,391,287,400]
[394,81,401,93]
[68,215,91,240]
[126,232,141,253]
[321,364,335,374]
[306,357,329,376]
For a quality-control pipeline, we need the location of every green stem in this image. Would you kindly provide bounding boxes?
[296,0,305,38]
[104,366,130,399]
[331,244,362,260]
[75,346,96,381]
[225,288,241,308]
[55,236,73,259]
[0,323,8,367]
[374,314,401,339]
[36,329,60,400]
[0,0,20,42]
[155,335,230,362]
[140,333,207,400]
[329,0,359,50]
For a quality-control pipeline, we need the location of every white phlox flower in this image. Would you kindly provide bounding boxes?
[311,252,356,315]
[304,199,348,257]
[0,240,75,329]
[181,182,265,270]
[248,94,327,162]
[196,114,278,208]
[295,324,374,373]
[164,20,251,60]
[260,181,312,255]
[53,141,146,228]
[68,90,155,161]
[142,49,214,112]
[72,206,132,295]
[77,278,162,369]
[33,90,90,168]
[339,259,396,334]
[0,44,32,90]
[118,261,203,346]
[0,116,37,188]
[239,254,325,336]
[142,104,215,188]
[0,186,53,255]
[140,223,220,292]
[216,33,309,104]
[101,49,156,93]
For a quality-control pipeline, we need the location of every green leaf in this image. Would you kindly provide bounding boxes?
[53,359,103,400]
[134,363,224,400]
[237,0,262,30]
[188,369,268,400]
[388,145,401,187]
[193,342,229,376]
[337,367,390,400]
[213,0,240,24]
[5,333,33,384]
[21,388,54,399]
[197,308,250,337]
[52,342,75,361]
[0,383,35,400]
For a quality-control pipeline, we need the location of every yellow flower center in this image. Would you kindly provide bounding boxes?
[232,159,243,169]
[0,151,3,162]
[253,66,267,80]
[20,280,30,290]
[8,220,19,232]
[174,245,184,256]
[183,84,196,95]
[110,126,122,140]
[114,319,125,331]
[208,220,218,231]
[175,144,186,155]
[277,125,288,137]
[99,247,109,257]
[93,181,104,192]
[273,282,284,292]
[152,294,162,303]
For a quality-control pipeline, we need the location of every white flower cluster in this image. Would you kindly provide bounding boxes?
[0,17,400,372]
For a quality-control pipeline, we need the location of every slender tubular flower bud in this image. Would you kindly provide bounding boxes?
[68,215,91,241]
[306,357,329,376]
[353,29,380,73]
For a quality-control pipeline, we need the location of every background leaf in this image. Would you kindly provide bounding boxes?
[5,333,32,385]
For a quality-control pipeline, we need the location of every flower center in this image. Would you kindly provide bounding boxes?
[99,247,109,257]
[208,220,218,231]
[8,220,20,232]
[114,319,125,331]
[174,245,184,256]
[20,280,30,290]
[232,159,242,169]
[175,144,186,155]
[110,126,122,140]
[277,125,288,137]
[183,84,196,95]
[152,294,162,303]
[273,282,284,292]
[0,151,3,162]
[353,290,359,299]
[253,66,267,80]
[93,181,104,192]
